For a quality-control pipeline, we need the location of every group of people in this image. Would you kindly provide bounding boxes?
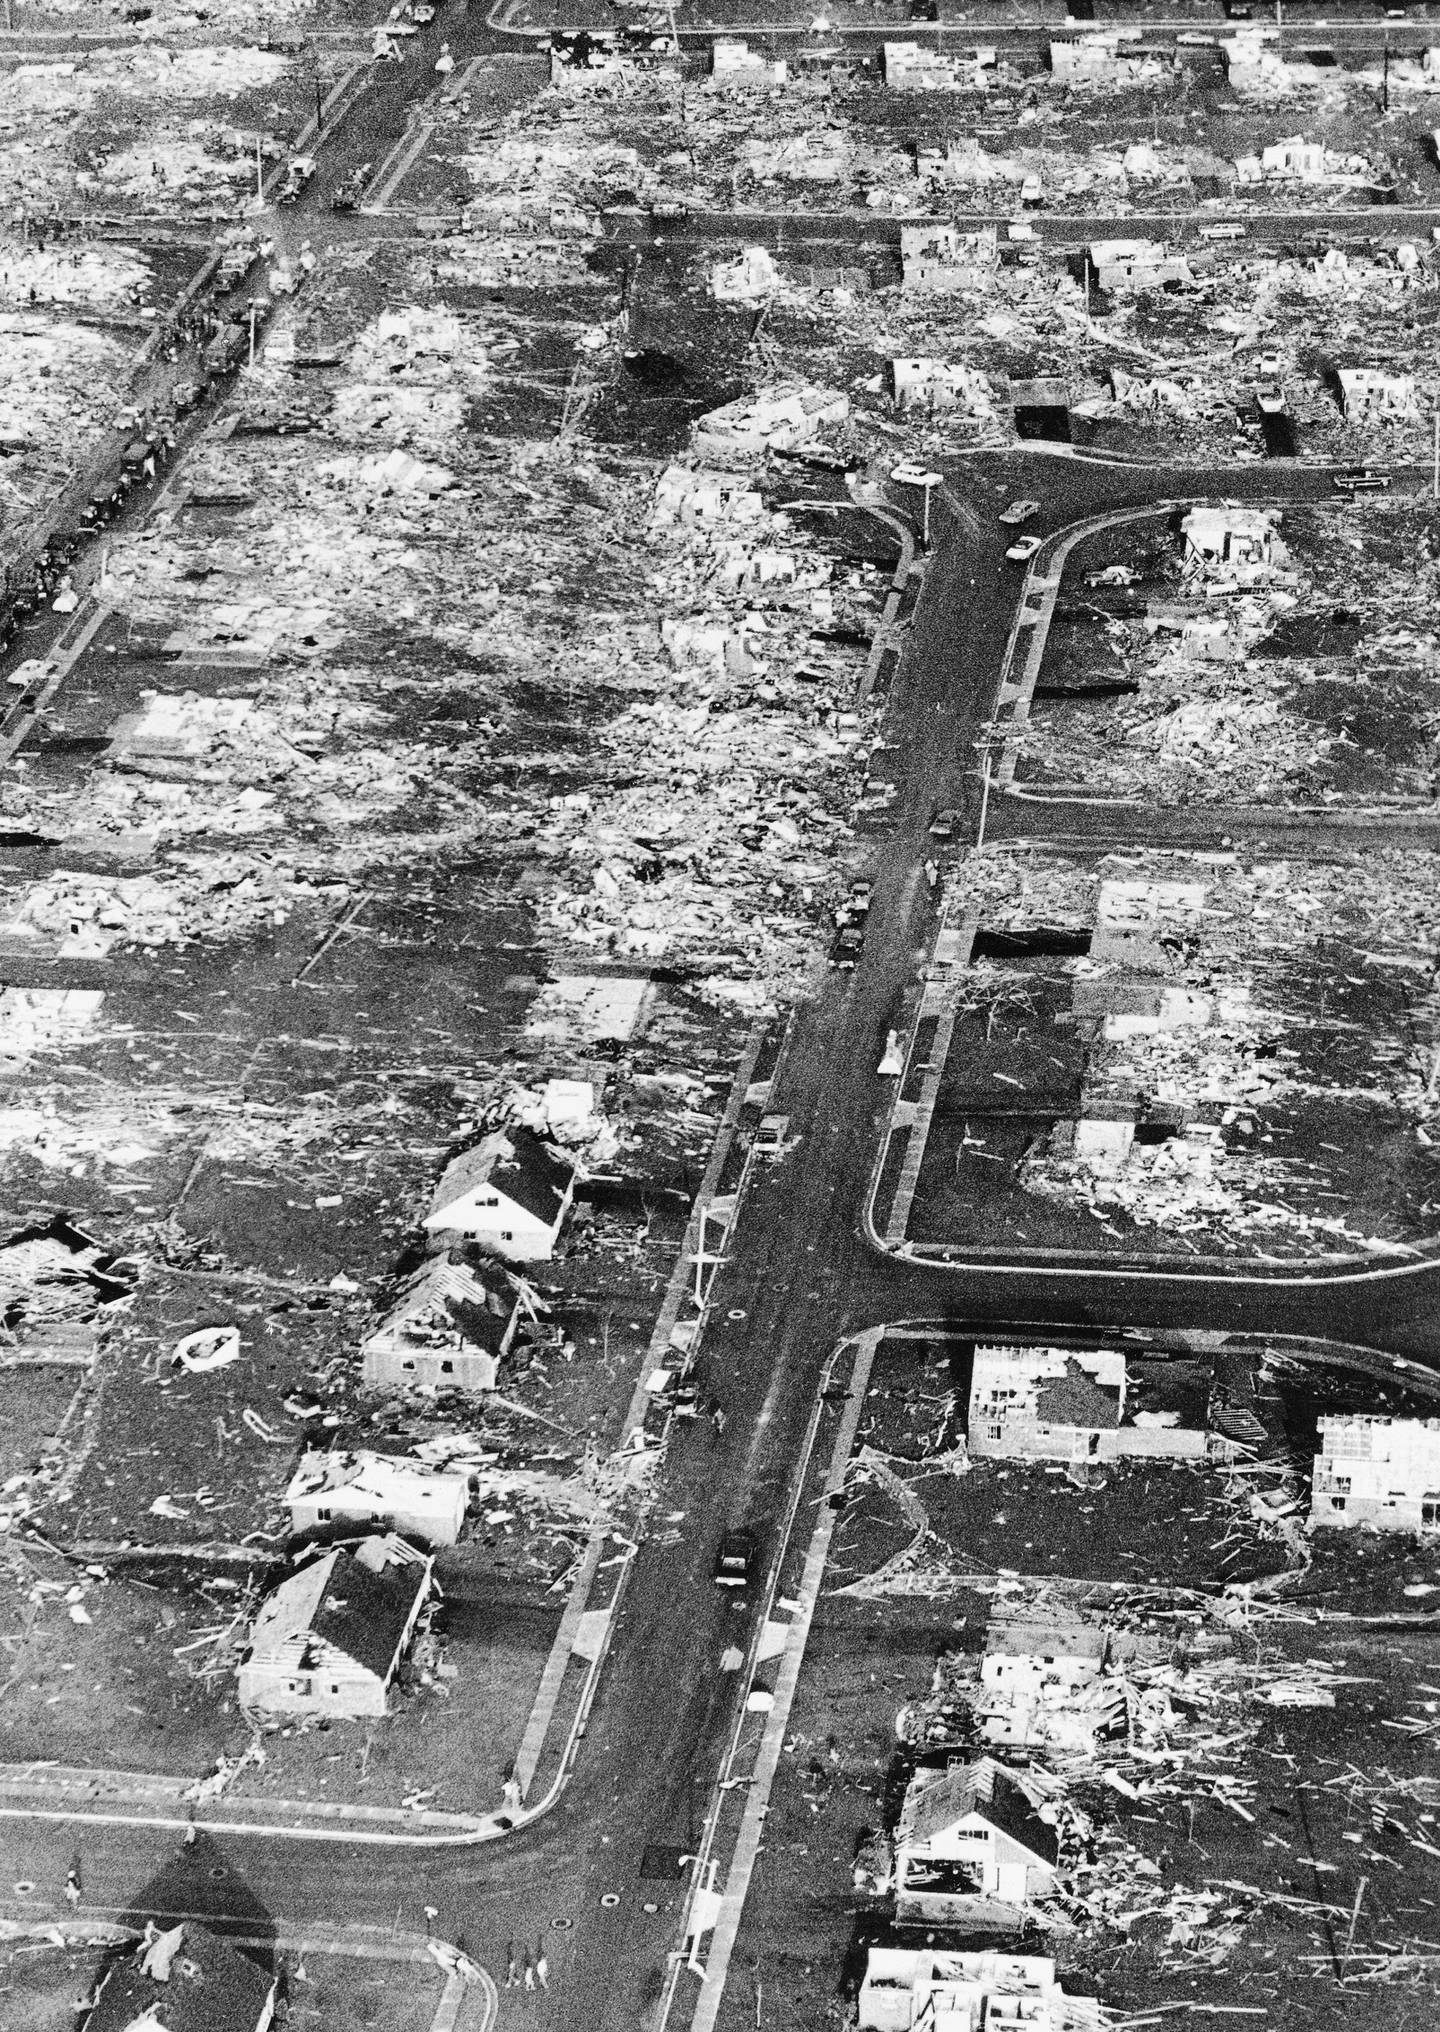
[505,1939,551,1991]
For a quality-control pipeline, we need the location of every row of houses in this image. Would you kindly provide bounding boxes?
[973,1343,1440,1540]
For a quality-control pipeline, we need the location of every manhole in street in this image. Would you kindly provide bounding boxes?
[13,1881,35,1895]
[208,1867,228,1880]
[727,1309,746,1322]
[639,1844,686,1881]
[551,1917,574,1931]
[600,1893,621,1909]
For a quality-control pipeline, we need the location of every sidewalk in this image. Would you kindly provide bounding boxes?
[0,1917,496,2032]
[0,1020,777,1848]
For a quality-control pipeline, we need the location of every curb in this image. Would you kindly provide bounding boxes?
[857,489,1440,1287]
[0,1024,780,1848]
[0,1920,495,2032]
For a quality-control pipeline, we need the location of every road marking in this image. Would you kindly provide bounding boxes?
[511,1018,772,1805]
[684,1330,880,2032]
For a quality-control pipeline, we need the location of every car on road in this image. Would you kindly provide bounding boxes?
[202,324,246,376]
[1005,533,1044,562]
[997,499,1040,527]
[1199,221,1246,241]
[848,878,873,916]
[1255,386,1286,415]
[927,806,961,841]
[829,921,865,969]
[713,1528,759,1589]
[1332,467,1390,495]
[276,154,316,204]
[331,164,373,211]
[754,1114,790,1157]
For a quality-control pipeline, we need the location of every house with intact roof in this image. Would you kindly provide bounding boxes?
[83,1920,276,2032]
[423,1127,576,1262]
[238,1533,433,1718]
[894,1755,1059,1923]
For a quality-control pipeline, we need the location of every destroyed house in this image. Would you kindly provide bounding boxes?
[362,1256,517,1392]
[83,1922,276,2032]
[1337,368,1416,421]
[890,358,981,414]
[895,1756,1058,1914]
[1260,137,1327,181]
[423,1126,576,1262]
[1008,377,1070,443]
[1311,1415,1440,1533]
[653,465,764,527]
[968,1344,1209,1463]
[285,1449,470,1546]
[1180,506,1279,567]
[978,1622,1126,1753]
[859,1946,1102,2032]
[710,36,787,83]
[1049,29,1152,83]
[238,1534,433,1718]
[900,223,997,291]
[881,42,977,90]
[692,383,849,461]
[980,1619,1107,1695]
[1089,239,1192,292]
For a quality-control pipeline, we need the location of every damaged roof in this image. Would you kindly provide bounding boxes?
[84,1921,276,2032]
[901,1756,1059,1866]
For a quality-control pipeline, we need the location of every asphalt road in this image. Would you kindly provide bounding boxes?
[6,34,1440,2032]
[10,446,1440,2027]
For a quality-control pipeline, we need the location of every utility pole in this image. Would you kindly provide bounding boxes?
[1382,36,1389,115]
[255,131,264,206]
[1432,409,1438,500]
[248,300,258,368]
[314,71,325,133]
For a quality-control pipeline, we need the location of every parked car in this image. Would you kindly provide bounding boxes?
[848,878,873,916]
[997,499,1040,527]
[753,1114,790,1157]
[829,921,865,969]
[928,806,961,842]
[1199,221,1246,241]
[1006,533,1045,562]
[1332,467,1390,495]
[331,164,373,211]
[202,324,246,376]
[276,154,316,204]
[1256,386,1286,415]
[713,1528,759,1589]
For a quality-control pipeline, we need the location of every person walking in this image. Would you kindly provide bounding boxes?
[522,1944,536,1991]
[535,1944,549,1990]
[505,1942,521,1987]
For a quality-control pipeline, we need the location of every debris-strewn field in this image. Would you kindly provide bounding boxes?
[1020,505,1440,806]
[900,844,1440,1259]
[714,1332,1440,2032]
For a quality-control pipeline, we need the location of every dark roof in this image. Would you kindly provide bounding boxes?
[1035,1357,1122,1431]
[486,1126,571,1226]
[85,1923,274,2032]
[434,1126,571,1229]
[306,1547,429,1682]
[901,1758,1058,1867]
